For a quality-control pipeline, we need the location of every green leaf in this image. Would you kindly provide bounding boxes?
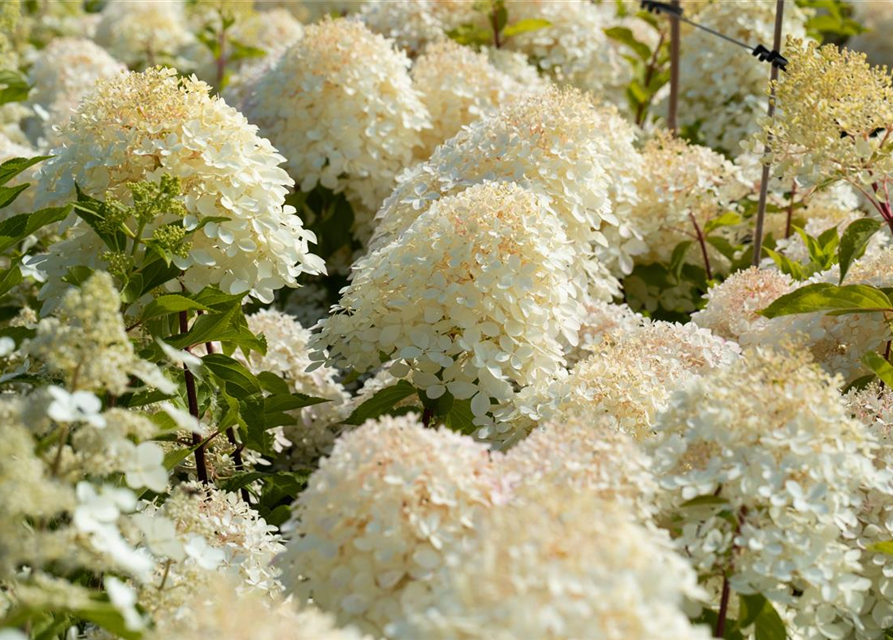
[343,380,417,425]
[203,353,261,397]
[763,247,805,281]
[669,241,692,281]
[141,294,212,321]
[843,374,876,394]
[0,155,50,186]
[863,352,893,389]
[163,441,202,470]
[73,185,129,253]
[0,70,31,106]
[0,325,34,347]
[0,265,22,298]
[704,211,743,234]
[227,39,266,64]
[760,283,893,318]
[257,370,291,395]
[0,183,30,210]
[604,26,651,61]
[743,595,786,640]
[446,23,493,47]
[74,601,143,640]
[870,541,893,555]
[503,17,552,39]
[443,397,476,435]
[167,305,239,350]
[0,206,70,253]
[265,392,329,414]
[839,218,883,284]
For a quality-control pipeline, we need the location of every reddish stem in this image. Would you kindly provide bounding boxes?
[689,212,713,281]
[179,311,208,484]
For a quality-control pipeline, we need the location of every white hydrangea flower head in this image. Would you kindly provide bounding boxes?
[369,87,632,299]
[277,414,508,637]
[229,8,303,55]
[0,131,38,217]
[648,348,880,620]
[390,485,711,640]
[501,415,658,521]
[523,320,740,440]
[25,271,162,395]
[676,0,810,154]
[692,266,794,344]
[311,182,584,437]
[486,47,545,86]
[633,132,748,266]
[849,1,893,69]
[24,37,125,150]
[33,67,324,305]
[147,577,369,640]
[94,0,197,70]
[243,18,430,241]
[240,309,349,464]
[412,39,544,158]
[566,299,644,366]
[359,0,480,56]
[503,0,632,106]
[140,482,285,599]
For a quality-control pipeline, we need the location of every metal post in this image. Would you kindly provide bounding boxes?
[751,0,786,266]
[668,0,681,135]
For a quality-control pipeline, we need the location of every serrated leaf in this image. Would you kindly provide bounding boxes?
[0,155,50,186]
[0,205,70,253]
[0,70,31,106]
[704,211,743,234]
[343,380,417,425]
[503,17,552,38]
[0,265,22,298]
[0,183,30,210]
[167,305,239,350]
[141,295,212,321]
[444,397,476,435]
[863,352,893,389]
[839,218,883,284]
[764,247,805,280]
[760,283,893,318]
[603,26,651,61]
[203,353,261,397]
[265,392,329,414]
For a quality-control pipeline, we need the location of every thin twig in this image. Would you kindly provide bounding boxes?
[667,0,681,134]
[179,310,208,484]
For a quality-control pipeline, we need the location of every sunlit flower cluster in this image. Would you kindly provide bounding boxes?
[312,182,583,435]
[412,39,542,158]
[277,414,508,637]
[649,348,880,621]
[94,0,197,70]
[33,67,324,304]
[391,485,710,640]
[679,0,809,154]
[24,37,124,149]
[244,18,430,240]
[566,298,643,366]
[359,0,479,56]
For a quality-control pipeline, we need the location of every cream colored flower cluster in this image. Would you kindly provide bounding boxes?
[649,348,881,622]
[359,0,479,57]
[755,38,893,191]
[566,299,644,366]
[25,271,168,395]
[147,578,368,640]
[243,18,430,240]
[501,415,658,521]
[391,485,711,640]
[277,414,508,637]
[311,182,583,434]
[25,37,125,150]
[33,67,324,305]
[504,0,633,106]
[678,0,809,154]
[240,309,349,464]
[849,1,893,69]
[633,132,746,265]
[94,0,197,70]
[412,40,543,158]
[370,87,635,300]
[523,319,739,440]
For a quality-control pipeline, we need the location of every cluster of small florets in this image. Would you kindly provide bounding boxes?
[146,578,368,640]
[391,485,710,640]
[412,39,543,157]
[370,87,631,301]
[566,298,644,365]
[633,132,746,266]
[358,0,480,56]
[679,0,810,154]
[277,414,508,637]
[94,0,197,70]
[524,320,739,439]
[755,38,893,191]
[649,348,881,629]
[240,309,349,464]
[503,0,634,107]
[33,67,324,304]
[243,18,430,241]
[24,37,125,149]
[311,182,583,435]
